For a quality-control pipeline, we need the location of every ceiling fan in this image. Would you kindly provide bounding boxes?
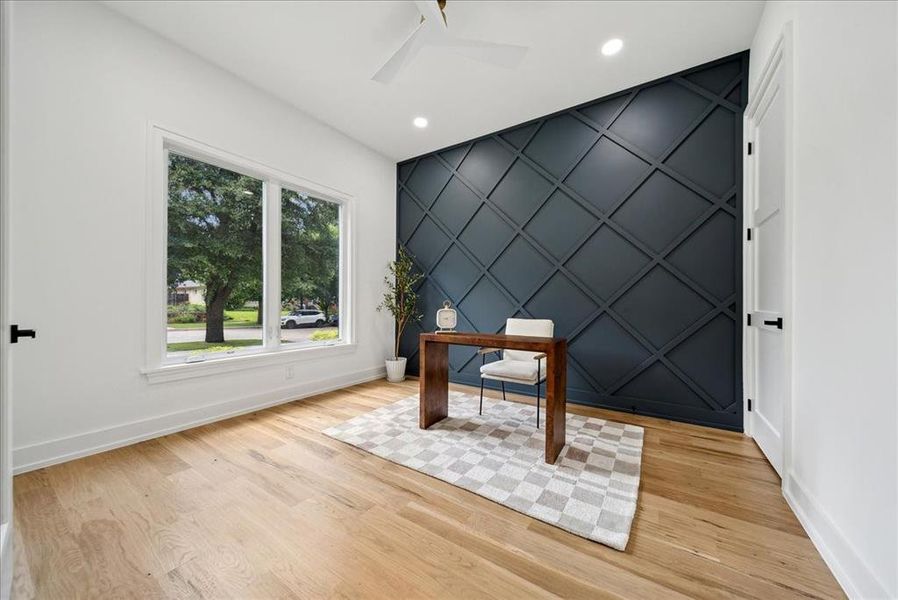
[372,0,529,83]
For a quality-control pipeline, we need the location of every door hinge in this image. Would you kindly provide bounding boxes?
[746,313,752,326]
[747,142,753,155]
[746,228,752,241]
[747,398,752,411]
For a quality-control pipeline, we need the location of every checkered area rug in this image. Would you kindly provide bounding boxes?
[323,392,644,551]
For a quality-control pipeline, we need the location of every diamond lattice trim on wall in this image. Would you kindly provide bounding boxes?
[397,52,747,430]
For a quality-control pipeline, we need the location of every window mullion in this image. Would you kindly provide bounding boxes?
[264,181,282,351]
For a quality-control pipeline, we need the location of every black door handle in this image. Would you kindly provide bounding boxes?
[763,317,783,329]
[10,325,36,344]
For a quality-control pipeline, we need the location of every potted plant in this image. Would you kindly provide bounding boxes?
[377,247,422,382]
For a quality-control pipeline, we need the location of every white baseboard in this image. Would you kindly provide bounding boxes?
[783,472,892,599]
[0,521,11,600]
[12,366,386,474]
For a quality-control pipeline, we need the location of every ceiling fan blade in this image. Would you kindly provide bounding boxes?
[435,37,529,69]
[414,0,447,29]
[372,21,427,83]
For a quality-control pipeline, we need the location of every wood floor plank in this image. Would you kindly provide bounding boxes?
[12,378,845,599]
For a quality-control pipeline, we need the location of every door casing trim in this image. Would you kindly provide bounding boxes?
[0,2,12,598]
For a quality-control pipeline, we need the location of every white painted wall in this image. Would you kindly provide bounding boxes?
[7,1,395,471]
[750,3,898,598]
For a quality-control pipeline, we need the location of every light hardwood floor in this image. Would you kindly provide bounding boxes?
[12,379,844,599]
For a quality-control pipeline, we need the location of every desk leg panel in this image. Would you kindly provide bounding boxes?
[545,341,567,464]
[419,339,449,429]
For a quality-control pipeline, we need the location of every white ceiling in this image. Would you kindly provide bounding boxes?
[104,1,764,161]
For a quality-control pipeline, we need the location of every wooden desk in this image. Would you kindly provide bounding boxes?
[418,332,568,464]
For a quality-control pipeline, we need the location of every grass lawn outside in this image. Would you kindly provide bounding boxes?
[167,339,262,352]
[167,309,281,330]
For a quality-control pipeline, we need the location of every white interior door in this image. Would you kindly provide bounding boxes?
[747,50,788,477]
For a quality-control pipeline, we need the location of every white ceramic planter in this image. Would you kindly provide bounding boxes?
[385,357,407,382]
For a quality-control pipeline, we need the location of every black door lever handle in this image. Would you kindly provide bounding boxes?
[763,317,783,329]
[11,324,36,344]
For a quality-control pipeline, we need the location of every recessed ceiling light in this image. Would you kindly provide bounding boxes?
[413,116,428,128]
[601,38,623,57]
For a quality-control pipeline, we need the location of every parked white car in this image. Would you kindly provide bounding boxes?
[281,309,326,329]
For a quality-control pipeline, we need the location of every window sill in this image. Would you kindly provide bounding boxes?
[142,342,357,384]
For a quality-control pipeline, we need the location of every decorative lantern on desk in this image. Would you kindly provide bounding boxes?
[435,300,457,333]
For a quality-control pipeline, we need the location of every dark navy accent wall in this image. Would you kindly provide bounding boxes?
[396,52,748,430]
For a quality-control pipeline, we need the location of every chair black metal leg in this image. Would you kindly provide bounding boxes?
[501,381,506,401]
[479,378,484,415]
[535,357,544,429]
[536,381,540,429]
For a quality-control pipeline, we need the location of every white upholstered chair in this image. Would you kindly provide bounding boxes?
[479,318,554,428]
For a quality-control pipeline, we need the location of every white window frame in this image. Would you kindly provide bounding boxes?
[142,124,356,383]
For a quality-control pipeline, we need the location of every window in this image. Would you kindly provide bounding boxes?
[166,154,264,360]
[149,127,351,373]
[280,187,341,348]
